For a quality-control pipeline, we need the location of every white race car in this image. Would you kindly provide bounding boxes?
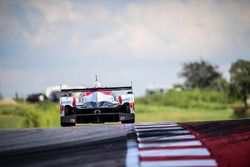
[60,81,135,126]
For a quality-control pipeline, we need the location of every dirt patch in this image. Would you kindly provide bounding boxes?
[0,98,17,105]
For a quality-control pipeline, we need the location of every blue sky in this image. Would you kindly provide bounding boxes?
[0,0,250,97]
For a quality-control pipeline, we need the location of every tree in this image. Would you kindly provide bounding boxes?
[180,60,222,89]
[229,59,250,108]
[210,78,229,92]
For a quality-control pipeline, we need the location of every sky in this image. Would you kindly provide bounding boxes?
[0,0,250,97]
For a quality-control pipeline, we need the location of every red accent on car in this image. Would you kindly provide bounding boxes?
[84,91,93,96]
[118,96,122,105]
[130,102,135,111]
[101,91,112,95]
[84,90,112,96]
[60,105,64,112]
[72,97,76,107]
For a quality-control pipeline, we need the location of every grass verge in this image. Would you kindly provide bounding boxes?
[135,104,233,122]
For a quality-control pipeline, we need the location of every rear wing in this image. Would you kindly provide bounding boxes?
[61,86,133,93]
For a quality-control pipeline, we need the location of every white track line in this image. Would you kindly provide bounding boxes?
[140,148,210,157]
[138,134,196,142]
[126,139,139,167]
[140,159,217,167]
[139,140,202,148]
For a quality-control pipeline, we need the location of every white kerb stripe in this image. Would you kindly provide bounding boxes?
[138,134,196,142]
[140,148,210,157]
[135,124,178,128]
[140,160,217,167]
[139,140,202,148]
[137,130,190,136]
[135,127,184,132]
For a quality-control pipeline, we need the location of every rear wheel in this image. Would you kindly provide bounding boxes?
[121,103,134,124]
[121,119,135,124]
[61,106,75,127]
[61,122,75,127]
[64,105,74,115]
[121,103,130,113]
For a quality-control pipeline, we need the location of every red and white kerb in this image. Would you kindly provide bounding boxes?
[127,122,217,167]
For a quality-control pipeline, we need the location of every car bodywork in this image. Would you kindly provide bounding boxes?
[60,84,135,126]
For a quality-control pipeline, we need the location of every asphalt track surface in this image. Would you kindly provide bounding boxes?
[1,119,250,167]
[0,124,134,167]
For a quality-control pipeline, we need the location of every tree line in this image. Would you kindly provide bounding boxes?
[180,59,250,108]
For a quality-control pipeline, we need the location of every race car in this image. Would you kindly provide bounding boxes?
[60,81,135,126]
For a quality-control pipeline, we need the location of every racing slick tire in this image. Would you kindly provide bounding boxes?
[121,119,135,124]
[64,105,74,115]
[61,122,76,127]
[61,106,75,127]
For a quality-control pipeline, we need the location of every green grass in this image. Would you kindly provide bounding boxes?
[135,88,236,122]
[0,101,60,129]
[137,88,231,110]
[0,115,23,129]
[135,104,233,122]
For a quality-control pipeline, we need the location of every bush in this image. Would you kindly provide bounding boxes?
[20,102,60,128]
[230,104,250,119]
[137,88,231,110]
[21,108,41,127]
[0,101,60,129]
